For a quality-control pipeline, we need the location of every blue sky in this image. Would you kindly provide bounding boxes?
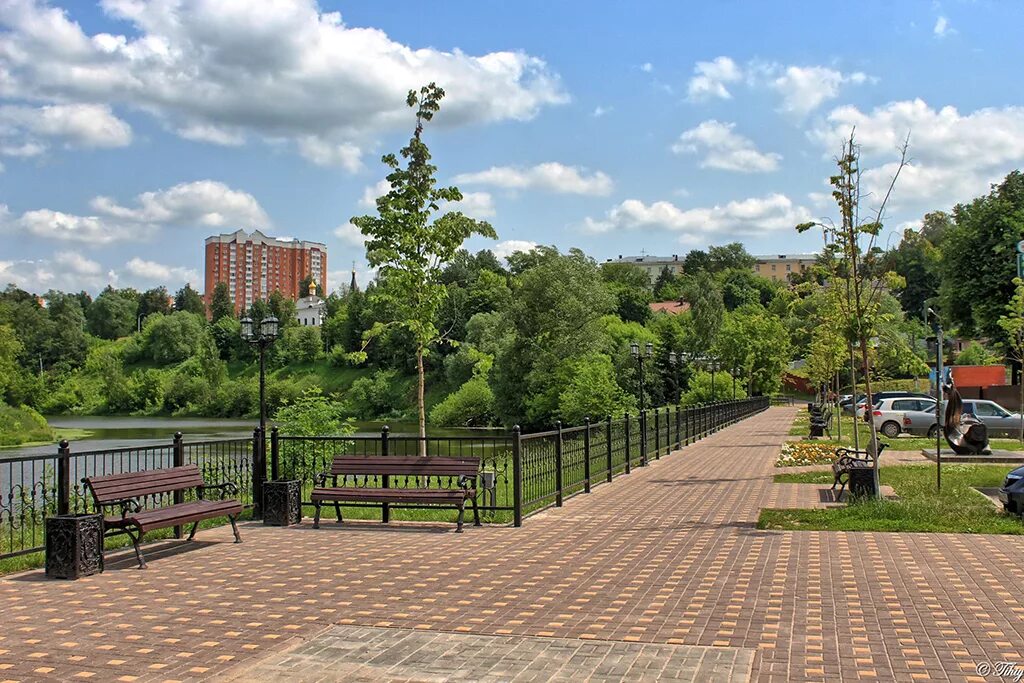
[2,0,1023,294]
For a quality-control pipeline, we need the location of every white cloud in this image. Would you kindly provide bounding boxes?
[685,56,870,114]
[358,180,393,209]
[451,191,495,219]
[583,193,812,243]
[491,239,538,260]
[2,180,270,245]
[640,63,653,73]
[0,103,131,159]
[333,221,366,247]
[672,120,781,173]
[0,251,116,292]
[811,99,1024,207]
[770,66,869,117]
[453,162,613,196]
[0,0,567,167]
[592,106,611,117]
[89,180,271,228]
[686,56,742,101]
[124,257,199,286]
[934,16,954,38]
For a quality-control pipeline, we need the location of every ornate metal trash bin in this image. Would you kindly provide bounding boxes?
[45,513,104,579]
[263,479,301,526]
[848,465,878,498]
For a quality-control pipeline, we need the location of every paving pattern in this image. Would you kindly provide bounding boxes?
[220,625,754,682]
[1,407,1024,682]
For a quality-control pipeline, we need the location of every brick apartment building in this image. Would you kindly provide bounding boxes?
[204,229,327,315]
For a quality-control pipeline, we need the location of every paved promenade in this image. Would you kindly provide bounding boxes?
[3,407,1024,681]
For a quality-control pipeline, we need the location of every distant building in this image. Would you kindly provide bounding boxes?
[649,300,690,315]
[606,254,684,283]
[752,253,817,282]
[204,229,327,315]
[295,281,326,327]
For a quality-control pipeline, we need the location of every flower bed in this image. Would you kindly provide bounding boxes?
[776,441,838,467]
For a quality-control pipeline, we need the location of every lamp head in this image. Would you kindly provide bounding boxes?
[240,316,253,341]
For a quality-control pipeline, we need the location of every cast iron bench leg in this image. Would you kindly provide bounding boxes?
[229,515,242,543]
[127,527,147,569]
[472,495,481,527]
[187,521,200,541]
[313,501,322,529]
[456,500,466,533]
[334,501,343,524]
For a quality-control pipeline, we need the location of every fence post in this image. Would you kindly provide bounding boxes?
[270,426,280,481]
[555,421,564,506]
[653,409,660,459]
[639,410,648,467]
[512,425,523,527]
[173,432,184,539]
[251,427,263,517]
[57,439,70,516]
[606,415,613,483]
[675,405,681,449]
[381,426,390,523]
[583,417,592,493]
[624,412,632,474]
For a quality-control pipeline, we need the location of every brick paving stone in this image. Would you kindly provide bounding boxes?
[2,407,1024,682]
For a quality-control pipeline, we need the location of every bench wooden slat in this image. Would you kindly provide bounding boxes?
[312,487,475,503]
[327,456,480,477]
[86,465,205,503]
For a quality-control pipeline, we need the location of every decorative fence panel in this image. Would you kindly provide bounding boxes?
[1,397,769,560]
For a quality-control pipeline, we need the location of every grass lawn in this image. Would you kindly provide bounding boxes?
[759,463,1024,534]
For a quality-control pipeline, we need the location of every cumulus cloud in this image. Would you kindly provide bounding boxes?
[770,66,869,117]
[686,57,742,101]
[934,16,954,38]
[0,251,116,291]
[811,99,1024,207]
[0,0,567,168]
[2,180,270,244]
[0,103,131,160]
[672,120,781,172]
[453,162,613,196]
[685,56,869,114]
[491,239,538,260]
[583,194,812,243]
[333,222,366,247]
[640,63,654,73]
[355,181,494,219]
[89,180,270,228]
[124,257,199,286]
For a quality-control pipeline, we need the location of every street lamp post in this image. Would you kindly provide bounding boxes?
[668,351,681,403]
[241,314,280,515]
[927,307,943,492]
[631,341,654,466]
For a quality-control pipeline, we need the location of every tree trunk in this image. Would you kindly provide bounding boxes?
[417,347,427,457]
[858,336,881,497]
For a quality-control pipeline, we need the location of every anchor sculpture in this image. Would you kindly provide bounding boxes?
[942,370,991,455]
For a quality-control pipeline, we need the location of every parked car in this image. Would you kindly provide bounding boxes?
[900,402,947,438]
[853,391,934,419]
[961,400,1023,438]
[998,465,1024,514]
[870,397,937,437]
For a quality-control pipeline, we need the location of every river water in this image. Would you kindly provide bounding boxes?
[2,415,499,460]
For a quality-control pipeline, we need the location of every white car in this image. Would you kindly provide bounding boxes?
[870,396,937,438]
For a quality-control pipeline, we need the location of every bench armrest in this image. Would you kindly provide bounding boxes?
[313,471,333,487]
[458,474,476,490]
[198,481,238,500]
[92,498,142,519]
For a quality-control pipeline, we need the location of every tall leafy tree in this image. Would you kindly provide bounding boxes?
[998,277,1024,441]
[86,287,137,339]
[210,282,234,322]
[707,242,755,273]
[351,83,497,448]
[684,271,724,354]
[174,284,207,316]
[138,286,172,318]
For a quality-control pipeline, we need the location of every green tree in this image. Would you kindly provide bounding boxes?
[953,341,999,366]
[653,266,683,301]
[138,286,172,318]
[210,282,234,322]
[940,171,1024,342]
[87,287,138,339]
[141,312,210,365]
[684,271,724,354]
[430,377,496,427]
[273,387,353,437]
[350,83,497,449]
[707,242,755,273]
[0,324,24,403]
[997,277,1024,441]
[882,223,942,319]
[268,290,298,329]
[174,284,207,316]
[557,354,636,424]
[601,262,652,323]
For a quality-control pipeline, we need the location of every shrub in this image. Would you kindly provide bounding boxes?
[272,387,353,437]
[681,370,745,405]
[344,370,404,419]
[430,377,496,427]
[557,354,635,424]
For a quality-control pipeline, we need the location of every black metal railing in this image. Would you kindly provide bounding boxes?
[1,397,769,560]
[515,397,770,522]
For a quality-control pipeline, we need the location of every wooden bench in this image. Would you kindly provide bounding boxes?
[312,456,481,532]
[83,464,243,568]
[831,443,888,500]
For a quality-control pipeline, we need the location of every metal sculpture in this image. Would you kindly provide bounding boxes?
[943,370,991,455]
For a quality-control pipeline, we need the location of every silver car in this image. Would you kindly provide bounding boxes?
[962,400,1022,438]
[871,397,937,438]
[900,403,946,438]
